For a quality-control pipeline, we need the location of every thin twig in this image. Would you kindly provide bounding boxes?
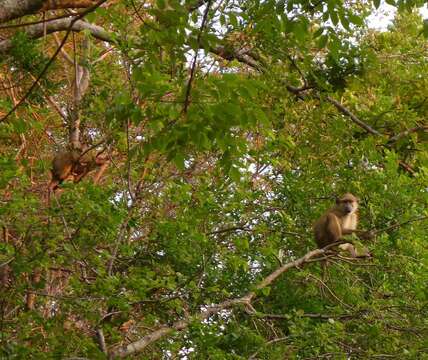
[207,224,249,235]
[182,0,213,114]
[372,216,428,235]
[307,273,352,309]
[248,336,288,360]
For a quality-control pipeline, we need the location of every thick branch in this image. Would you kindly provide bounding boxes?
[0,0,44,23]
[110,247,326,358]
[0,18,113,54]
[0,0,99,23]
[41,0,99,11]
[211,45,261,70]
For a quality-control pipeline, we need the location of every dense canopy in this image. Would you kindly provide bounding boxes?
[0,0,427,358]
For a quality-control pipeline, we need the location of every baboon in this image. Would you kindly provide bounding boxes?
[49,147,108,192]
[313,193,372,257]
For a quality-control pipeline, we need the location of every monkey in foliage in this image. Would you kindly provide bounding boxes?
[313,193,372,258]
[49,147,108,192]
[49,149,80,191]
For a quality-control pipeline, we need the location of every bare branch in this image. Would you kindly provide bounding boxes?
[325,96,382,136]
[28,73,68,120]
[187,0,209,11]
[207,224,250,235]
[76,36,91,100]
[109,246,328,358]
[211,45,261,70]
[0,0,45,23]
[372,216,428,235]
[53,32,74,65]
[209,46,380,136]
[0,18,113,54]
[41,0,99,11]
[248,337,289,360]
[0,0,99,23]
[387,125,428,145]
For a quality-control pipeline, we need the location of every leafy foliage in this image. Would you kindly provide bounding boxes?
[0,1,427,359]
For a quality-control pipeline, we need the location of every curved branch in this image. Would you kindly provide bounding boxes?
[41,0,99,11]
[110,246,327,358]
[0,18,113,54]
[371,215,428,235]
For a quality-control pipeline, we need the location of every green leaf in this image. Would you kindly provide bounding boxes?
[229,12,238,28]
[313,27,324,38]
[173,152,185,170]
[229,166,241,182]
[261,287,271,296]
[348,13,364,26]
[423,20,428,38]
[330,11,339,26]
[317,34,328,48]
[339,12,350,31]
[291,19,309,42]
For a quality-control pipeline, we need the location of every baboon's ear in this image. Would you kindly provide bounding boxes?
[335,197,340,205]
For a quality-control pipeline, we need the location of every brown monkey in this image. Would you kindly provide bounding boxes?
[49,149,81,191]
[49,147,109,192]
[313,193,371,257]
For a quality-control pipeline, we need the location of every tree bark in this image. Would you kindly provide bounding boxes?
[0,0,99,23]
[0,18,113,53]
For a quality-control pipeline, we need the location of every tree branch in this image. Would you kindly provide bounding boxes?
[209,46,380,136]
[109,246,329,358]
[211,45,261,70]
[0,0,108,123]
[0,0,99,23]
[41,0,99,11]
[324,96,382,136]
[387,125,428,145]
[371,216,428,235]
[28,73,68,120]
[248,337,289,360]
[0,0,44,23]
[95,328,107,354]
[0,18,113,54]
